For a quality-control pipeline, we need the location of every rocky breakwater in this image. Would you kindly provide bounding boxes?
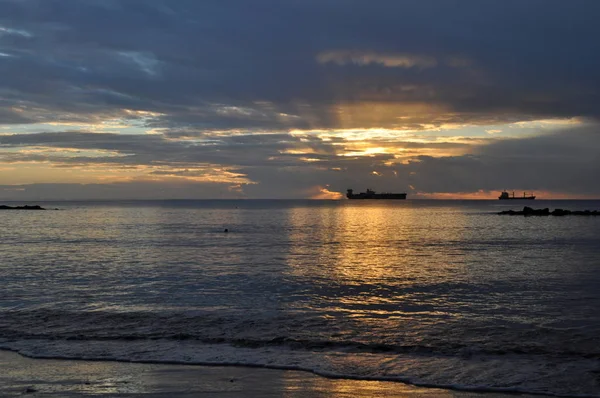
[499,206,600,216]
[0,205,46,210]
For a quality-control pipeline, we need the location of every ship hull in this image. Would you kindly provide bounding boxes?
[499,197,536,200]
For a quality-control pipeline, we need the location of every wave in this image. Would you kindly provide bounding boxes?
[4,330,600,361]
[2,309,599,361]
[1,339,599,398]
[3,309,600,396]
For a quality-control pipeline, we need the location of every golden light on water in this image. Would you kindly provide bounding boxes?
[283,204,471,283]
[281,363,466,397]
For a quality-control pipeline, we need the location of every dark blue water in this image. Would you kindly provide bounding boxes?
[1,200,600,396]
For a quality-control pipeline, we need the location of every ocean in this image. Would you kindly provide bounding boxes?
[1,199,600,397]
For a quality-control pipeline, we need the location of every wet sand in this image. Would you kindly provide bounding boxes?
[0,350,540,397]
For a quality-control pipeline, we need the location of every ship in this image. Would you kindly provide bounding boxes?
[499,191,536,200]
[346,188,407,200]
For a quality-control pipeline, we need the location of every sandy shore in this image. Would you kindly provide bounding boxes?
[0,349,539,397]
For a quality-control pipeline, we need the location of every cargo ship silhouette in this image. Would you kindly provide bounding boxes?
[346,189,407,200]
[499,191,536,200]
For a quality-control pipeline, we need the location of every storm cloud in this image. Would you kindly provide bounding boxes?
[2,0,600,128]
[1,0,599,198]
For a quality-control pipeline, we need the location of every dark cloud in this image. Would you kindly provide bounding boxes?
[0,106,34,124]
[0,130,341,168]
[0,181,243,200]
[1,0,600,130]
[2,1,600,198]
[0,130,471,171]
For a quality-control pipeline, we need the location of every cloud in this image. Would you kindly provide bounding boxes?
[0,0,599,132]
[0,25,33,38]
[317,51,472,70]
[0,181,246,200]
[400,126,600,196]
[1,0,600,198]
[317,51,438,68]
[1,125,599,199]
[117,51,161,77]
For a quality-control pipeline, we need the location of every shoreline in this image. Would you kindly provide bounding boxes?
[0,349,543,397]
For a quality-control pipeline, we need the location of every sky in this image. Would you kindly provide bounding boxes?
[1,0,599,200]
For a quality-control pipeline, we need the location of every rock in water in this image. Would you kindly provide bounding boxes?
[499,207,599,216]
[0,205,46,210]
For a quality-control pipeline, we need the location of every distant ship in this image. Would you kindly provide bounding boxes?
[499,191,536,200]
[346,189,407,200]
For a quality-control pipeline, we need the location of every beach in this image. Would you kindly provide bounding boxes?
[0,350,535,397]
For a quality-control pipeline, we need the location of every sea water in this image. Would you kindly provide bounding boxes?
[1,199,600,397]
